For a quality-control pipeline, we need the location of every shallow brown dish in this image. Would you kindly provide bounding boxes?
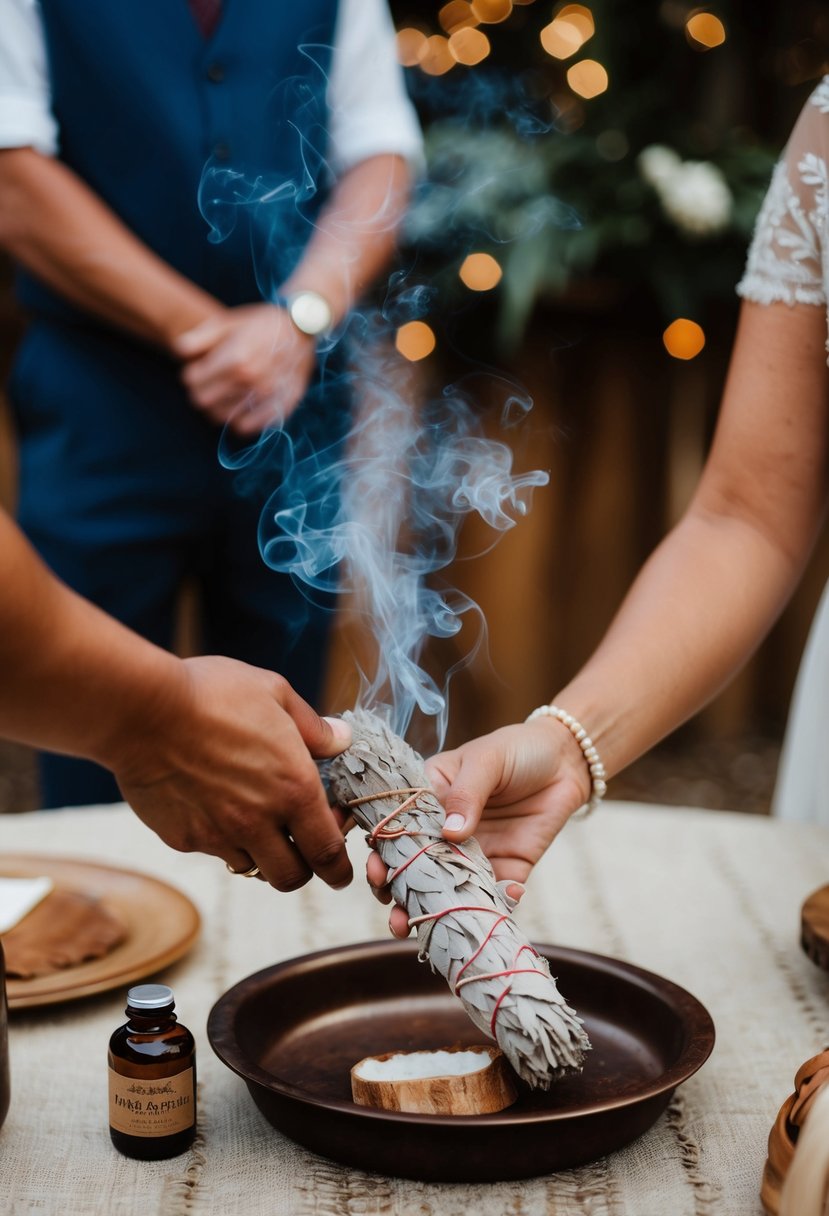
[3,854,201,1010]
[208,939,715,1181]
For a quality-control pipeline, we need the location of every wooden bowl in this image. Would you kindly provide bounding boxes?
[208,940,715,1182]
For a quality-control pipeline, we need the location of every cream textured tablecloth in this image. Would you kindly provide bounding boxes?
[2,801,829,1216]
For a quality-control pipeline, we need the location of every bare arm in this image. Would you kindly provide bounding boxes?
[0,510,353,890]
[0,148,410,433]
[281,152,412,324]
[556,299,829,776]
[0,147,221,347]
[368,300,829,913]
[175,153,412,434]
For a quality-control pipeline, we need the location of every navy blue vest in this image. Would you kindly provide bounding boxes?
[10,0,347,556]
[19,0,339,316]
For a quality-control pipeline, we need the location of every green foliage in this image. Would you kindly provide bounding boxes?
[401,1,778,350]
[404,118,775,350]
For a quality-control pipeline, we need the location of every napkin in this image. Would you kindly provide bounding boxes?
[0,877,54,935]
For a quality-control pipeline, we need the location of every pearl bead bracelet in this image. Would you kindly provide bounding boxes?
[525,704,608,815]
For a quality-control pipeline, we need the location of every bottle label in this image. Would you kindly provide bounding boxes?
[109,1066,195,1138]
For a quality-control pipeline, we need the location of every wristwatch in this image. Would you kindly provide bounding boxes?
[285,290,334,338]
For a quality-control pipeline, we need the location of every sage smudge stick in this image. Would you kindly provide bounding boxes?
[327,710,590,1089]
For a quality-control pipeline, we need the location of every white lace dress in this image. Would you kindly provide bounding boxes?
[736,78,829,822]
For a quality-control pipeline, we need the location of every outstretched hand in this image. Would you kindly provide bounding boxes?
[108,656,353,892]
[366,719,591,937]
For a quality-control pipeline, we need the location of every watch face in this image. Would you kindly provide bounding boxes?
[290,292,333,336]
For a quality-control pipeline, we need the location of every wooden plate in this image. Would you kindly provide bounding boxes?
[208,939,715,1181]
[2,854,201,1010]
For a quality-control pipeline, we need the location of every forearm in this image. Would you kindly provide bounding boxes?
[0,513,354,885]
[0,148,221,348]
[553,506,818,777]
[280,153,411,324]
[0,514,179,766]
[551,300,829,779]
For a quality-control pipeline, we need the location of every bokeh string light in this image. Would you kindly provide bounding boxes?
[663,318,706,360]
[449,27,492,64]
[566,58,608,98]
[419,34,456,75]
[540,5,595,59]
[439,1,479,34]
[397,0,556,78]
[459,252,503,290]
[396,321,438,361]
[471,0,513,23]
[391,0,760,364]
[396,27,428,68]
[685,11,727,50]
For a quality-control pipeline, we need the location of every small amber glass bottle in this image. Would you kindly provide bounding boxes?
[108,984,196,1159]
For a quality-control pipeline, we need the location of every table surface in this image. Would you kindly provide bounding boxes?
[3,801,828,1216]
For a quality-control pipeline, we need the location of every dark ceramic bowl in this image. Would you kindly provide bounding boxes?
[208,939,715,1182]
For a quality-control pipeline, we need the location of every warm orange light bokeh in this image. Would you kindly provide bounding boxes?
[566,58,608,98]
[396,321,437,361]
[439,0,478,34]
[449,26,491,65]
[419,34,456,76]
[395,28,428,67]
[540,19,582,59]
[540,5,595,58]
[470,0,513,24]
[685,11,726,49]
[663,319,706,360]
[557,5,595,40]
[459,252,503,291]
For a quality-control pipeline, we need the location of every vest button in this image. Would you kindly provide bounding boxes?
[206,62,225,83]
[213,141,231,161]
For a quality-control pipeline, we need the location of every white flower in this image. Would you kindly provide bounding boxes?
[639,145,732,236]
[659,161,732,236]
[637,144,681,188]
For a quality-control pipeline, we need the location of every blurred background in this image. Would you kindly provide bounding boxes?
[2,0,828,813]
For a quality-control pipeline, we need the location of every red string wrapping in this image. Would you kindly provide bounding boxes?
[345,784,547,1042]
[347,787,426,845]
[454,914,509,986]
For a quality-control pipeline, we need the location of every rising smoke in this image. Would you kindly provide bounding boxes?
[198,43,552,749]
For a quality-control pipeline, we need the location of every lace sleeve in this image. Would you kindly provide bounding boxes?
[737,79,829,308]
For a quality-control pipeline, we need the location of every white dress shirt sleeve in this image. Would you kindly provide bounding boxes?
[326,0,423,176]
[0,0,422,173]
[0,0,57,154]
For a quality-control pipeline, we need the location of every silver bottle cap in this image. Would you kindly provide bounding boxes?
[127,984,175,1010]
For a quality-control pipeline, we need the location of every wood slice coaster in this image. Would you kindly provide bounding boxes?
[801,885,829,971]
[3,888,127,979]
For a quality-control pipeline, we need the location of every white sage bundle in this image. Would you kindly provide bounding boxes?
[327,710,590,1089]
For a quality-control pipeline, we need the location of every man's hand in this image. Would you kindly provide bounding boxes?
[366,719,591,937]
[109,656,353,892]
[174,303,317,436]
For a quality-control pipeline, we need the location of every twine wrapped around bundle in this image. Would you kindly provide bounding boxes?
[327,710,590,1089]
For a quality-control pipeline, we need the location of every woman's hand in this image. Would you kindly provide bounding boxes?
[366,718,591,937]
